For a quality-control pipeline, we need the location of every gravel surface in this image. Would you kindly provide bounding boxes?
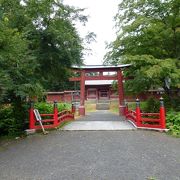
[0,130,179,180]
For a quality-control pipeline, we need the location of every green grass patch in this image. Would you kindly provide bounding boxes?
[85,103,96,112]
[110,101,119,113]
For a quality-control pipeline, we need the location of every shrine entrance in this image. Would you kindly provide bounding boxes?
[99,90,109,100]
[69,64,131,116]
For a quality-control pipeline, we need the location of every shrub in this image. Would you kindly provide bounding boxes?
[34,102,71,114]
[143,98,159,113]
[166,111,180,137]
[127,101,156,112]
[0,102,71,137]
[0,105,19,136]
[163,95,180,111]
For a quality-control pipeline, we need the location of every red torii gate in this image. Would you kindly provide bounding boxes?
[69,64,131,116]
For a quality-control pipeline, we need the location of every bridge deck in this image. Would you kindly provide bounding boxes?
[60,110,136,131]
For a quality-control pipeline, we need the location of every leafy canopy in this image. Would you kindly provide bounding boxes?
[104,0,180,94]
[0,0,90,133]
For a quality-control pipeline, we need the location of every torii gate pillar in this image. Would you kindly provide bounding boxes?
[117,69,126,116]
[79,70,85,116]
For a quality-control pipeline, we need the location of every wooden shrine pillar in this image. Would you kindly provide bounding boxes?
[117,69,126,116]
[79,70,85,116]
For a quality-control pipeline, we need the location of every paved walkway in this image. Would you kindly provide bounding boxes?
[0,131,180,180]
[77,110,124,121]
[61,110,136,131]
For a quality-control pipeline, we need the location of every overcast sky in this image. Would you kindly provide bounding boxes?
[63,0,119,65]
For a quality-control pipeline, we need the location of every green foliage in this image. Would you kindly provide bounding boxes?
[0,0,89,137]
[34,102,70,114]
[105,0,180,62]
[0,0,88,91]
[166,111,180,137]
[0,105,23,136]
[163,94,180,111]
[143,98,159,113]
[115,55,179,94]
[126,100,158,112]
[127,102,136,110]
[104,0,180,103]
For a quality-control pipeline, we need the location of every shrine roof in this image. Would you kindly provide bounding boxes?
[72,64,131,70]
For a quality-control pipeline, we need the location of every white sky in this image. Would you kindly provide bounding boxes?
[63,0,119,65]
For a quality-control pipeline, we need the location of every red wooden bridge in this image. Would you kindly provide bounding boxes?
[29,102,74,130]
[125,97,166,131]
[28,97,167,132]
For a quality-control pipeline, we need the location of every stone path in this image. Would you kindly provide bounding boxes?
[61,110,136,131]
[0,131,179,180]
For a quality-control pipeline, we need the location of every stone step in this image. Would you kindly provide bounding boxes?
[96,103,110,110]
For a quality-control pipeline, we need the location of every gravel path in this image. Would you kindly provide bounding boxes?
[0,130,179,180]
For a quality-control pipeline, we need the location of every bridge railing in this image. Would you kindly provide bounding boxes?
[125,98,166,130]
[29,101,74,130]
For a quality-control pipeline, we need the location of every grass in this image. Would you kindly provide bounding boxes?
[85,103,96,112]
[110,101,137,113]
[110,101,119,113]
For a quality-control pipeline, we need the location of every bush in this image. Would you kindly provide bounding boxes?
[143,98,159,113]
[163,95,180,111]
[127,100,158,112]
[0,105,19,136]
[0,102,71,137]
[34,102,71,114]
[166,111,180,137]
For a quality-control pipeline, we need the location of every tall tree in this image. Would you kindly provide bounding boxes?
[0,0,89,133]
[104,0,180,96]
[1,0,88,91]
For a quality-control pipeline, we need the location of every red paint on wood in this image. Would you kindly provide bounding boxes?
[136,106,141,127]
[117,70,124,105]
[160,106,166,129]
[117,69,125,116]
[54,107,58,126]
[29,108,35,129]
[29,104,74,130]
[79,106,85,116]
[79,70,85,116]
[119,105,126,116]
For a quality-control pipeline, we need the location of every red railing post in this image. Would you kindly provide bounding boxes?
[125,100,128,117]
[71,103,76,114]
[159,97,166,129]
[29,101,35,129]
[136,98,141,127]
[53,101,58,127]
